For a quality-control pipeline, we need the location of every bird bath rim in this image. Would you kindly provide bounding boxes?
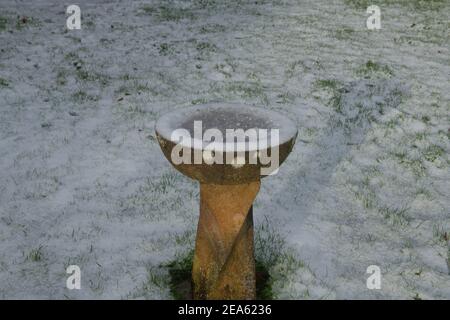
[155,103,298,153]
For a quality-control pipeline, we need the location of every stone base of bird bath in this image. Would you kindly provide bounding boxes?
[155,103,297,300]
[193,182,260,299]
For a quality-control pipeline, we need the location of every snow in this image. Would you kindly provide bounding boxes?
[0,0,449,299]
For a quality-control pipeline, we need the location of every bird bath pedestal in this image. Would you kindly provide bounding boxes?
[155,103,297,299]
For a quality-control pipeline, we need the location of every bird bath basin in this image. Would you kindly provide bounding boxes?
[155,103,297,299]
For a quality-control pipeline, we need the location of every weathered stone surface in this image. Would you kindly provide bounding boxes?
[193,182,260,299]
[156,133,296,184]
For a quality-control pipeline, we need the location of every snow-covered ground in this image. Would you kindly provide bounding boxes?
[0,0,449,299]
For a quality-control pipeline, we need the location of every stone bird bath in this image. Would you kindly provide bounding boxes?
[155,103,297,299]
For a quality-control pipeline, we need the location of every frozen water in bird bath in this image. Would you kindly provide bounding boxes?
[181,109,272,135]
[155,103,298,147]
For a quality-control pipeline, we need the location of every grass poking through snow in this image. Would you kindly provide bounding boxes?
[159,217,302,299]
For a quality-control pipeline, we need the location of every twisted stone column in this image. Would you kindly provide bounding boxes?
[192,181,260,300]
